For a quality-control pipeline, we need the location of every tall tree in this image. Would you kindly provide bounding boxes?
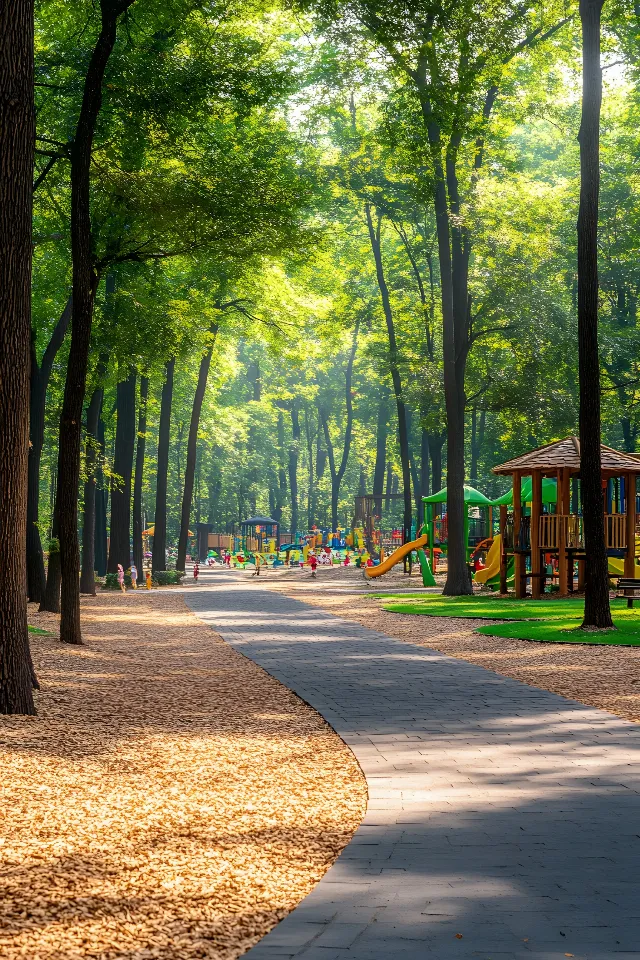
[27,296,71,602]
[320,318,360,530]
[57,0,135,645]
[107,369,137,572]
[0,0,37,714]
[152,358,175,573]
[365,205,413,550]
[132,375,149,584]
[288,403,301,538]
[578,0,612,629]
[79,360,106,594]
[177,325,219,572]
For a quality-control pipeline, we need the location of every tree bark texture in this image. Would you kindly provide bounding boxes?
[79,378,104,594]
[40,497,60,613]
[177,327,218,572]
[429,433,445,495]
[365,205,413,548]
[0,0,37,713]
[107,370,137,572]
[152,357,174,573]
[132,375,148,584]
[58,0,134,645]
[578,0,612,628]
[27,295,72,602]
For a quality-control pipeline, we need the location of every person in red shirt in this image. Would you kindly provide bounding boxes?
[309,553,318,578]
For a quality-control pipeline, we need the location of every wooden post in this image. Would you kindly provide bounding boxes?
[499,504,507,593]
[513,472,525,598]
[557,468,569,596]
[531,470,542,599]
[625,473,636,578]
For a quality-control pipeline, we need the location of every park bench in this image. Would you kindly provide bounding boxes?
[616,577,640,608]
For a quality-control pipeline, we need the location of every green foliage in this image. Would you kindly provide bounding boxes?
[152,570,184,585]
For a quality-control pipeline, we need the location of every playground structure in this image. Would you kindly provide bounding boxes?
[422,485,496,572]
[492,436,640,598]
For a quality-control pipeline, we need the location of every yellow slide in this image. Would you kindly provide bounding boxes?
[473,535,501,585]
[364,534,428,578]
[608,557,640,578]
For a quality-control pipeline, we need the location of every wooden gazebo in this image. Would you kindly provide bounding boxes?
[492,437,640,598]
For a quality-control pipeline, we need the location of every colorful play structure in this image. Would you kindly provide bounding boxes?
[490,436,640,597]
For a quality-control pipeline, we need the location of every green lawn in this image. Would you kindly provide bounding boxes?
[378,592,640,645]
[476,615,640,646]
[380,594,587,620]
[28,625,50,635]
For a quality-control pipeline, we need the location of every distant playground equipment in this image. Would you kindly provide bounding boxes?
[490,436,640,598]
[422,484,496,573]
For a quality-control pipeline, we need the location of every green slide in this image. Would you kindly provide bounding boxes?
[417,548,437,587]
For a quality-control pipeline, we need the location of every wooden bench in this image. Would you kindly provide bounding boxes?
[616,578,640,608]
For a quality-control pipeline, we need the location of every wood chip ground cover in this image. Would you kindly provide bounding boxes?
[3,592,366,960]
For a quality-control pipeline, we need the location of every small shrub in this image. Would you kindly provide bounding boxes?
[152,570,184,586]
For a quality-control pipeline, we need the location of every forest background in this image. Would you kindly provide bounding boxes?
[27,0,640,595]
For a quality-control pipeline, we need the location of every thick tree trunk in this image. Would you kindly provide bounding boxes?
[288,404,300,539]
[80,378,104,594]
[578,0,612,629]
[152,358,174,573]
[365,206,413,550]
[0,0,37,713]
[58,0,134,645]
[95,413,108,576]
[470,407,485,485]
[27,296,72,603]
[132,375,148,584]
[177,328,218,572]
[107,370,136,573]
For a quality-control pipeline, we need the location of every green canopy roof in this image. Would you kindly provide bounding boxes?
[422,484,495,506]
[491,477,557,505]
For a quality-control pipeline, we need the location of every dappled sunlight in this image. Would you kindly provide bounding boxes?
[2,591,367,960]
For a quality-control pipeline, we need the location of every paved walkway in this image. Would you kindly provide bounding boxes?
[186,572,640,960]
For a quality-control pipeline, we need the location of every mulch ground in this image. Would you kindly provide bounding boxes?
[266,571,640,723]
[1,591,366,960]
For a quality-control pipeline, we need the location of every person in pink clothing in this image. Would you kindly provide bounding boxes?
[117,563,126,592]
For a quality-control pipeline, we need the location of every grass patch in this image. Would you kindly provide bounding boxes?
[381,594,587,621]
[476,614,640,646]
[28,625,50,635]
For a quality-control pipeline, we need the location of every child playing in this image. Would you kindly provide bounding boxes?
[117,563,126,593]
[130,562,138,589]
[193,562,200,582]
[309,552,318,578]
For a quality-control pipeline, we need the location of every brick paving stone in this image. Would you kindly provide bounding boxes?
[186,572,640,960]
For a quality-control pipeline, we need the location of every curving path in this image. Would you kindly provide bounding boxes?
[186,571,640,960]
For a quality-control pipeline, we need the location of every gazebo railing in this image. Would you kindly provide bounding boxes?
[503,513,628,551]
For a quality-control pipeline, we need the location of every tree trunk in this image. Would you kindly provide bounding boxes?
[288,404,300,539]
[421,429,430,502]
[58,0,134,646]
[107,369,136,573]
[152,357,174,573]
[0,0,37,713]
[27,295,72,603]
[373,395,388,518]
[95,413,108,576]
[80,377,104,594]
[578,0,612,629]
[430,433,445,495]
[41,501,61,613]
[132,375,148,584]
[273,411,287,523]
[177,327,218,572]
[304,407,315,529]
[321,319,360,532]
[470,407,485,485]
[365,205,413,549]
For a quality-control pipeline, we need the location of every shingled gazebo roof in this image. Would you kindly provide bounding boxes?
[492,436,640,476]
